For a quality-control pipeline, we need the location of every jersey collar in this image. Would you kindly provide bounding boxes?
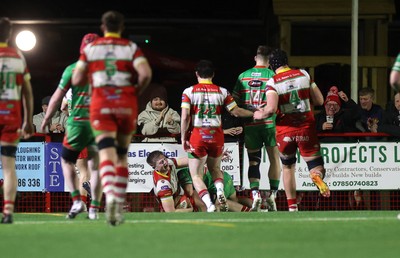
[105,32,121,38]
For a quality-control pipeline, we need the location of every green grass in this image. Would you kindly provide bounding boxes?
[1,211,399,258]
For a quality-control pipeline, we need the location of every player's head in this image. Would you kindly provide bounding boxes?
[0,17,11,42]
[195,60,215,79]
[79,33,99,54]
[101,10,124,34]
[146,150,168,171]
[268,48,288,72]
[255,45,272,63]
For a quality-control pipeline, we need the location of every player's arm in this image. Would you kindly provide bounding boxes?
[21,75,34,138]
[41,88,67,132]
[310,82,324,106]
[390,70,400,92]
[71,61,88,86]
[180,106,191,151]
[253,90,278,120]
[175,157,189,168]
[134,58,152,95]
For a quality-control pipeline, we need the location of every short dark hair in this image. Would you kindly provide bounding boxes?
[146,150,164,167]
[0,17,11,42]
[359,87,375,97]
[195,60,215,78]
[102,10,124,33]
[256,45,272,57]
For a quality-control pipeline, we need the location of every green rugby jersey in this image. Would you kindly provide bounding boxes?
[232,66,276,127]
[58,62,91,124]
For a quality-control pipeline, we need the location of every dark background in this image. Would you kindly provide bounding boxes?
[2,0,400,114]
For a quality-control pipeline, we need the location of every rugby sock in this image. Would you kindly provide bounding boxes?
[269,179,280,191]
[100,160,116,196]
[198,189,213,208]
[287,198,298,212]
[213,178,224,193]
[81,195,88,204]
[3,200,14,215]
[114,166,128,203]
[71,190,80,202]
[90,200,101,210]
[250,181,260,190]
[241,205,251,212]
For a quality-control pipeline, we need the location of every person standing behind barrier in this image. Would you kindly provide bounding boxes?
[138,86,180,142]
[253,48,330,212]
[232,45,281,211]
[181,60,254,212]
[0,17,34,223]
[315,86,363,143]
[33,96,67,133]
[42,33,102,220]
[72,10,152,226]
[356,87,384,141]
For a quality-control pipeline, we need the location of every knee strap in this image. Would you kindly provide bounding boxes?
[306,156,324,170]
[97,137,116,151]
[248,150,261,179]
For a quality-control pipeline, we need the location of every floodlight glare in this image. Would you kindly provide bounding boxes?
[15,30,36,51]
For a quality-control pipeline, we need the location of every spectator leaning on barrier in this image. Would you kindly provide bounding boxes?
[371,92,400,140]
[356,87,384,141]
[33,96,68,133]
[315,86,363,143]
[138,86,180,142]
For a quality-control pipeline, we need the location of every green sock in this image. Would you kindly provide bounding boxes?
[250,181,260,190]
[269,179,280,191]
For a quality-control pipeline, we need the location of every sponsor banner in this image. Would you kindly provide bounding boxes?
[126,142,241,193]
[243,142,400,190]
[45,142,65,192]
[0,142,45,192]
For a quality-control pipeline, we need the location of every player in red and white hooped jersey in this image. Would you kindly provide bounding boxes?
[0,17,34,223]
[180,60,253,212]
[146,150,194,212]
[72,10,152,226]
[253,49,330,212]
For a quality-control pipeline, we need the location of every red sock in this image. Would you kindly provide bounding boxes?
[241,205,251,212]
[287,198,298,210]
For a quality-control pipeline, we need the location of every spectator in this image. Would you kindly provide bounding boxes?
[232,45,281,212]
[0,17,34,223]
[315,86,363,143]
[33,96,67,133]
[371,92,400,140]
[72,10,152,226]
[254,48,330,212]
[138,86,180,142]
[356,87,384,141]
[180,60,254,212]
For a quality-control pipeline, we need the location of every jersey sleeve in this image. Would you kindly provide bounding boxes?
[155,179,174,200]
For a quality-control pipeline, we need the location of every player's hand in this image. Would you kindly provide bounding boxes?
[21,122,35,139]
[253,110,266,120]
[224,128,237,136]
[182,140,193,153]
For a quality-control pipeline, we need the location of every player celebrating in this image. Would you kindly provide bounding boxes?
[253,48,330,211]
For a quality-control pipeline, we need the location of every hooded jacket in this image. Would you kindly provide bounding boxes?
[137,101,181,142]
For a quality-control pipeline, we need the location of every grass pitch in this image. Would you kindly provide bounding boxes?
[1,211,399,258]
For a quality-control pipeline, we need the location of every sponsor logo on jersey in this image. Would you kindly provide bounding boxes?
[248,80,263,87]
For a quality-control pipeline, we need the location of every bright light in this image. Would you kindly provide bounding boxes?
[15,30,36,51]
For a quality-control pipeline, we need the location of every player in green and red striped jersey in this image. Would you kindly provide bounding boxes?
[232,46,281,212]
[42,33,102,220]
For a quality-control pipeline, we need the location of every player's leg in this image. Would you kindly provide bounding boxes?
[96,132,118,225]
[188,150,215,212]
[76,157,90,203]
[206,148,228,212]
[87,145,101,219]
[1,144,18,223]
[265,145,281,211]
[61,146,86,218]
